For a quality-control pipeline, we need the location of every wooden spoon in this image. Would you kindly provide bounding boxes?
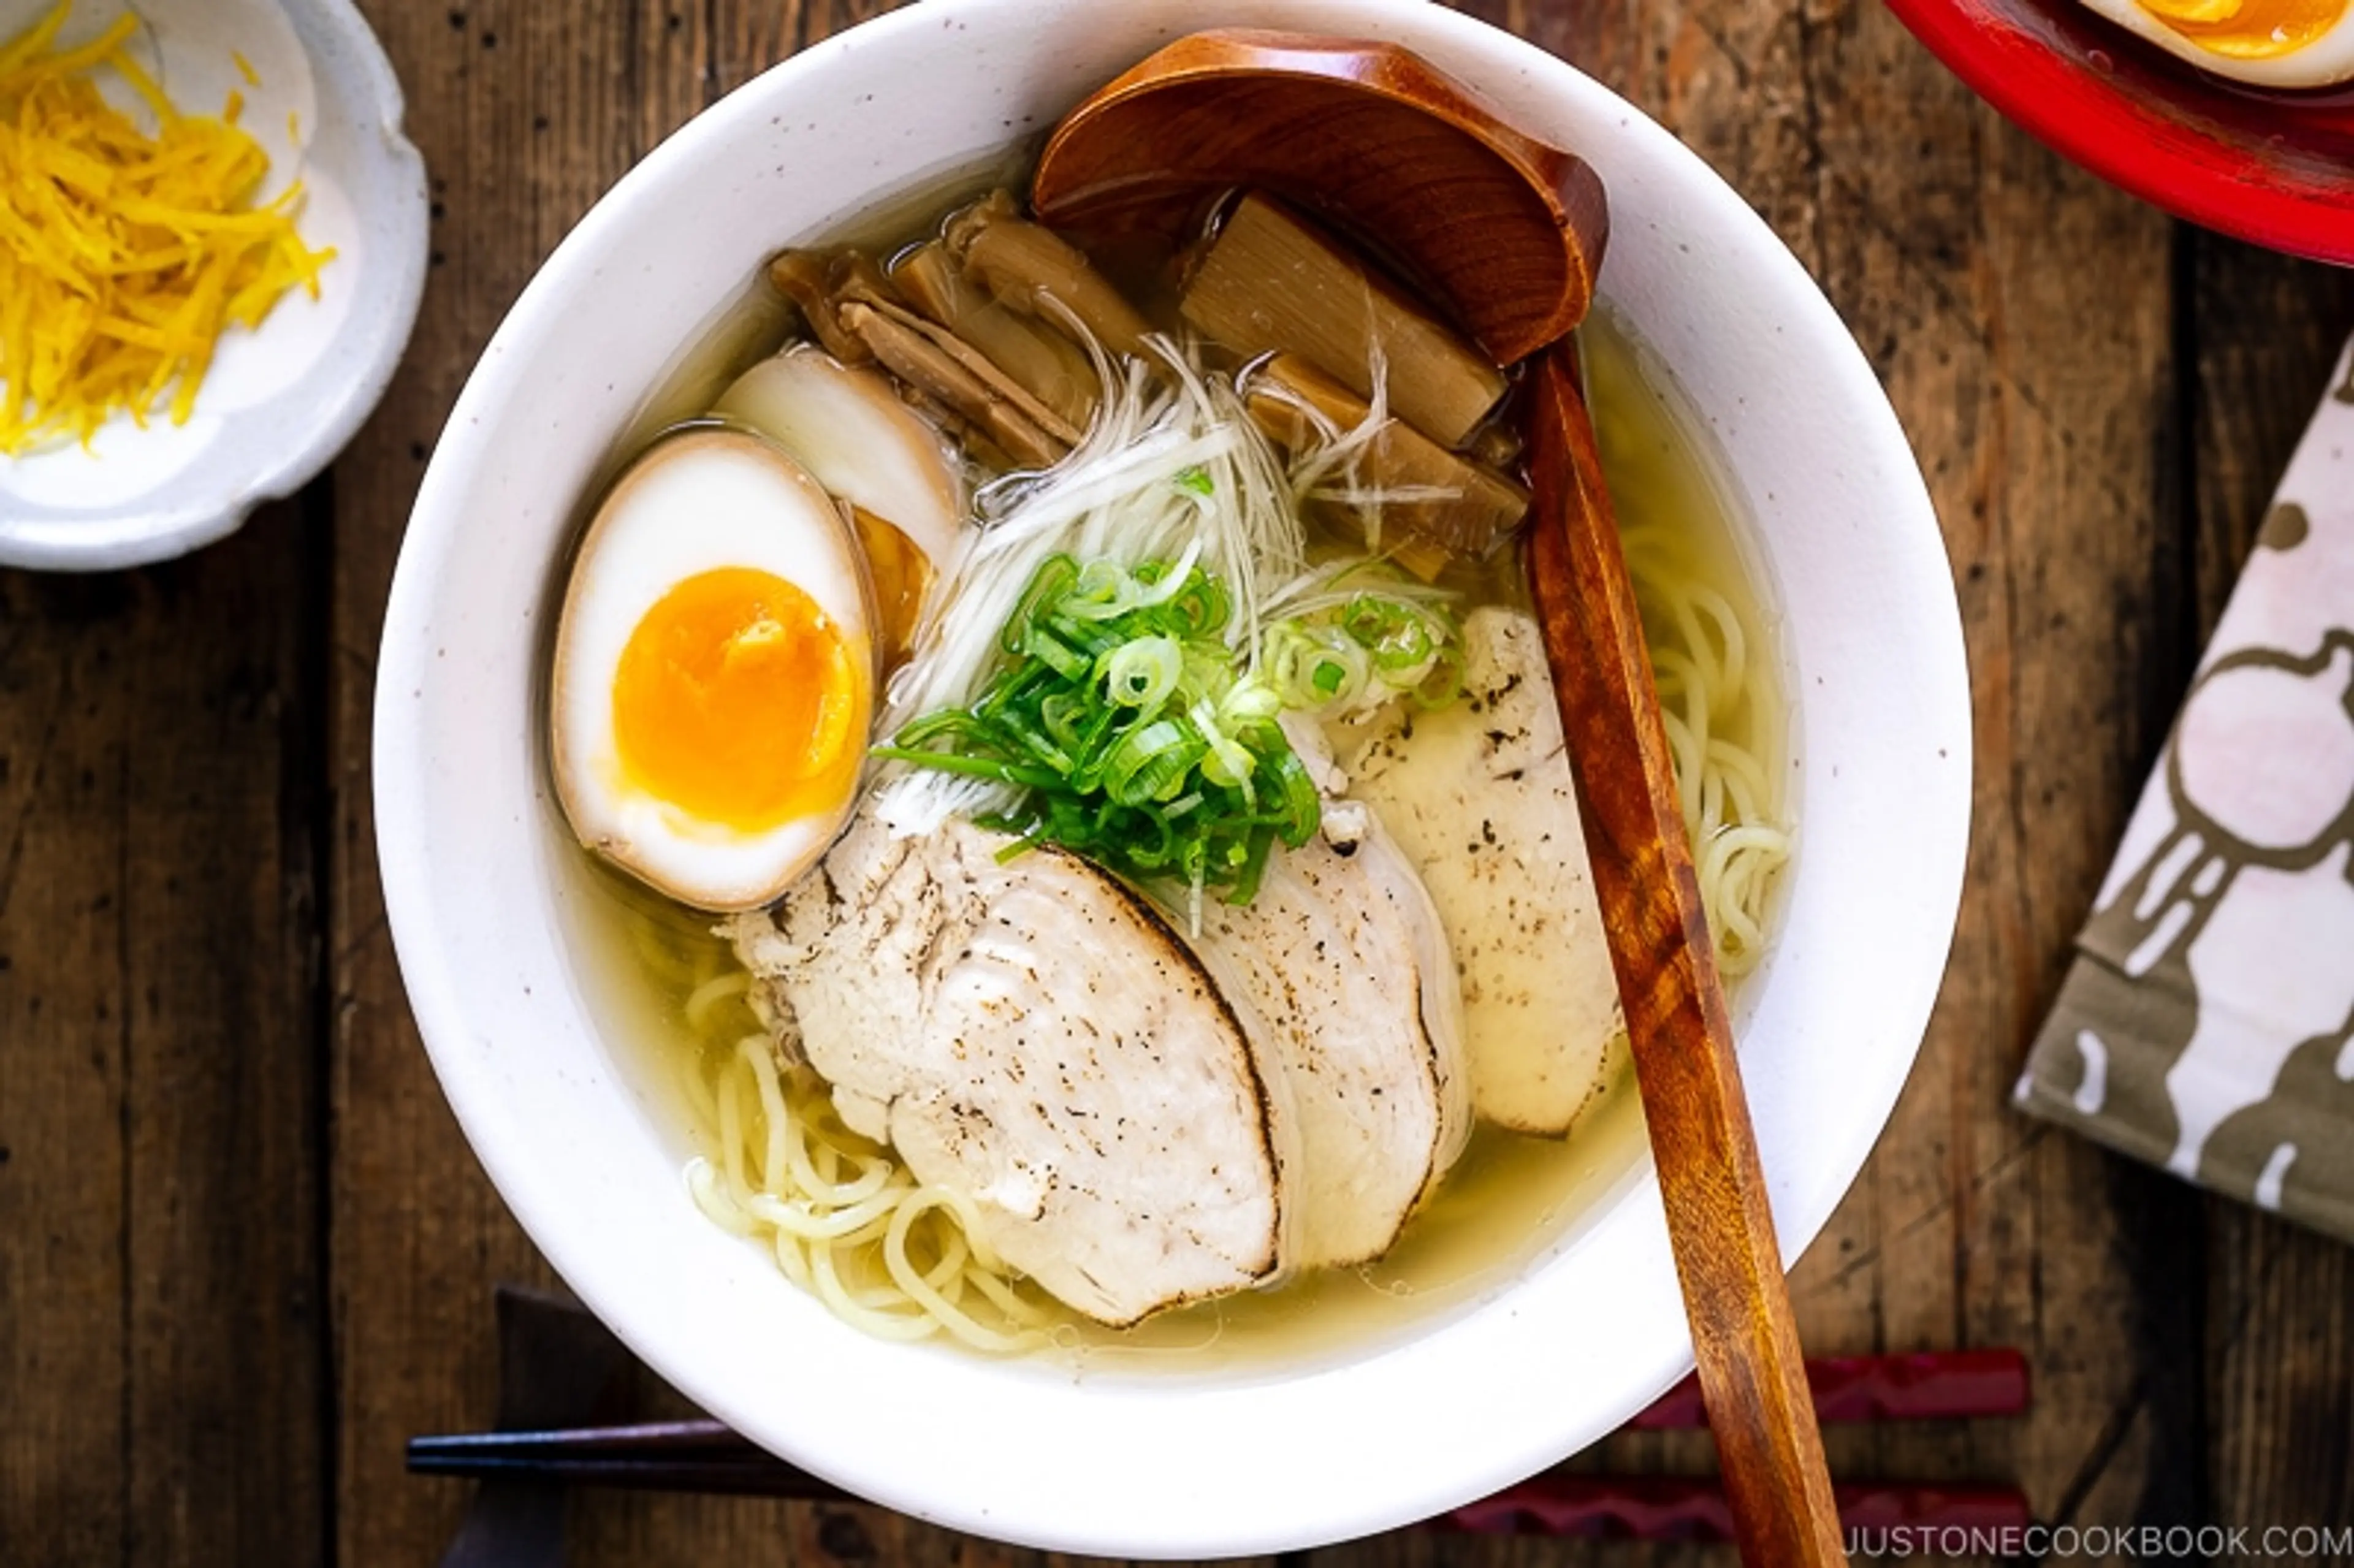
[1037,34,1847,1568]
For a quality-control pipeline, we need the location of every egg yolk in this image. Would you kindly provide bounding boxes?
[2136,0,2347,58]
[612,567,869,832]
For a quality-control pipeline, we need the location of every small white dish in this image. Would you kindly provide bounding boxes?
[376,0,1973,1557]
[0,0,427,571]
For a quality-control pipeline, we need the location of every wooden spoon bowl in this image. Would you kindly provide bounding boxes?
[1032,29,1607,367]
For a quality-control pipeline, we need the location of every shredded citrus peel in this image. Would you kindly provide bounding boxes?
[0,1,336,457]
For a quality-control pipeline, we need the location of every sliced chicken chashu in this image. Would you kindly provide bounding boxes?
[729,809,1291,1326]
[1336,606,1627,1136]
[1191,803,1471,1269]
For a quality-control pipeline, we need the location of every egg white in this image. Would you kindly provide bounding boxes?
[2078,0,2354,88]
[552,427,874,912]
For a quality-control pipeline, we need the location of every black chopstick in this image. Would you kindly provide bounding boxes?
[408,1421,845,1499]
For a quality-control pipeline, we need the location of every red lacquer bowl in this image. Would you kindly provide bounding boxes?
[1887,0,2354,264]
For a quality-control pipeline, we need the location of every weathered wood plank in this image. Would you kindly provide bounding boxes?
[120,501,333,1568]
[2187,240,2354,637]
[2187,237,2354,1564]
[329,4,677,1561]
[0,571,135,1568]
[0,499,329,1568]
[1789,13,2220,1563]
[1794,4,2204,1551]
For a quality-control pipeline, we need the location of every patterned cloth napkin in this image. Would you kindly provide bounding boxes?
[2016,333,2354,1246]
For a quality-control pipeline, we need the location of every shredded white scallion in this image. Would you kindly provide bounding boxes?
[1232,344,1470,559]
[875,336,1306,836]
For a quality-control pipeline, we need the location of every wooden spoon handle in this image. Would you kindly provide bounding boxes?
[1524,343,1846,1568]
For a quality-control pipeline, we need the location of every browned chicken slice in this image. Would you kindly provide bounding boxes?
[1191,803,1470,1269]
[1338,606,1628,1137]
[729,807,1293,1326]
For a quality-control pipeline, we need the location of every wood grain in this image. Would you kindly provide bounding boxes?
[1793,6,2205,1560]
[0,501,330,1568]
[1796,5,2222,1562]
[326,6,818,1565]
[0,570,134,1568]
[1343,4,2203,1568]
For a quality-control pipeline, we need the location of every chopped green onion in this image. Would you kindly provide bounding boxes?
[1261,574,1463,717]
[1059,557,1139,622]
[1345,594,1439,676]
[1100,634,1182,710]
[884,554,1319,905]
[1265,620,1371,710]
[886,550,1462,905]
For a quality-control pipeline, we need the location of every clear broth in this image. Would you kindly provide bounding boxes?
[547,193,1791,1377]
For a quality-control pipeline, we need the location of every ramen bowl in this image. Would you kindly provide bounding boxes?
[375,0,1971,1555]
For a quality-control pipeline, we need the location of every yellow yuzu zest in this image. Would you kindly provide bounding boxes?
[0,1,337,456]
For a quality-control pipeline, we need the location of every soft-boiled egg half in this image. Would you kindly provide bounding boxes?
[2079,0,2354,86]
[552,427,875,913]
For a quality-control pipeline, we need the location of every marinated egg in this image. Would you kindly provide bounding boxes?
[2079,0,2354,86]
[552,427,874,912]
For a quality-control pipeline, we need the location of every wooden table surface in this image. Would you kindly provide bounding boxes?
[6,2,2353,1564]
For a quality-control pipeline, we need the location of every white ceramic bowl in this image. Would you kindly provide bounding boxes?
[377,0,1970,1555]
[0,0,427,571]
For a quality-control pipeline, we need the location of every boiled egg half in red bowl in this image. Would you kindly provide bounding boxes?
[1887,0,2354,264]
